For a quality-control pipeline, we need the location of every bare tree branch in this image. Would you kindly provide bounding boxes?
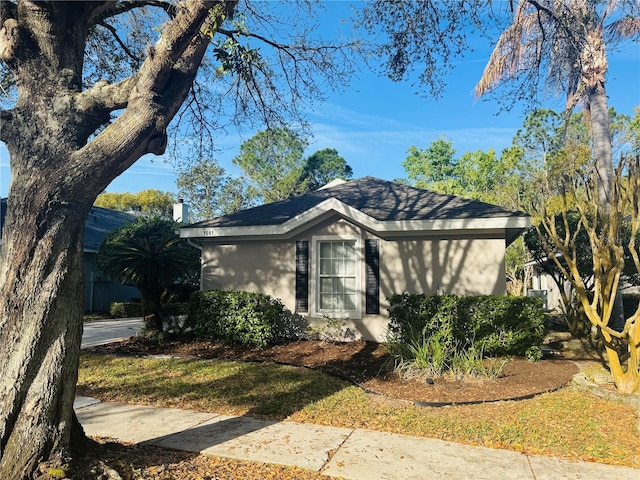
[72,0,234,185]
[92,0,177,25]
[98,20,141,63]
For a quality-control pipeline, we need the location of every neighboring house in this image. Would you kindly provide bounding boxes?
[525,258,569,311]
[180,177,531,341]
[526,256,640,313]
[82,206,142,312]
[1,199,140,312]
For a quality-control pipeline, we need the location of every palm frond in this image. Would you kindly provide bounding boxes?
[475,1,544,98]
[606,16,640,41]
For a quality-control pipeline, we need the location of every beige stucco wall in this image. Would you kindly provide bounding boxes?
[200,216,508,342]
[201,240,297,306]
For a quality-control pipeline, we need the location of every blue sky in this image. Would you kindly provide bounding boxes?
[0,2,638,197]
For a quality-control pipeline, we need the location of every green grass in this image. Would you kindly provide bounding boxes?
[78,353,640,468]
[78,354,348,418]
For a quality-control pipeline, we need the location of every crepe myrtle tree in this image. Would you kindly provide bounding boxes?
[361,0,639,393]
[0,1,357,477]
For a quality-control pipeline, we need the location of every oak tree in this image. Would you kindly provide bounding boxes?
[0,1,355,477]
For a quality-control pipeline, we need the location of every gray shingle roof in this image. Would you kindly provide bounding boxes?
[83,206,138,252]
[1,200,136,252]
[187,176,528,229]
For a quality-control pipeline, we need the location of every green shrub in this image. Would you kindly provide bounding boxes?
[109,301,189,319]
[189,290,293,348]
[457,295,545,356]
[109,302,143,317]
[386,294,545,369]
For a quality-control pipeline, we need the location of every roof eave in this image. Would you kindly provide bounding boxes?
[180,197,531,240]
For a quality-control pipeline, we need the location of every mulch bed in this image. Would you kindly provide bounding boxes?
[87,336,579,405]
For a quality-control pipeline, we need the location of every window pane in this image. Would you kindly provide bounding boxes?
[320,294,335,310]
[344,242,355,256]
[320,242,332,258]
[344,294,356,310]
[332,259,342,275]
[344,277,355,292]
[344,258,356,275]
[317,240,358,312]
[320,259,331,275]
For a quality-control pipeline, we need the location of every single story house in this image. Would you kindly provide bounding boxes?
[179,177,531,341]
[1,199,140,312]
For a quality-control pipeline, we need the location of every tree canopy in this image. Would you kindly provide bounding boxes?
[176,158,252,221]
[0,2,360,477]
[94,189,176,217]
[231,128,353,205]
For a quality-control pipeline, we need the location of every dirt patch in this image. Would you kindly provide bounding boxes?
[87,337,579,405]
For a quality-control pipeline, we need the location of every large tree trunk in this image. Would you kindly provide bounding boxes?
[0,2,229,477]
[0,172,90,477]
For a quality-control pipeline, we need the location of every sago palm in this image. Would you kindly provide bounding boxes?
[98,217,197,332]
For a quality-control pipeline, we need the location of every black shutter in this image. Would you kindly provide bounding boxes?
[365,239,380,314]
[295,240,309,312]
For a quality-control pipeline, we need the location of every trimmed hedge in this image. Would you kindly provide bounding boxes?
[109,301,189,318]
[188,290,287,348]
[109,302,143,318]
[387,294,545,359]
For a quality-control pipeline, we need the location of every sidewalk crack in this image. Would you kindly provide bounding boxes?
[319,429,355,474]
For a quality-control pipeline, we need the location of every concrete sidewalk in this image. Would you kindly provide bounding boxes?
[75,396,639,480]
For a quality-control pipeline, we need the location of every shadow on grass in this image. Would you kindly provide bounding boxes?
[78,353,351,419]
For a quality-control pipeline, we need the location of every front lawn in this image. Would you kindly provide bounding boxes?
[77,353,640,468]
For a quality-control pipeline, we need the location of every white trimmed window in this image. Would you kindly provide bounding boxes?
[313,237,361,318]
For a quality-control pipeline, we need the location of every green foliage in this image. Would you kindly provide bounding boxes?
[109,302,143,318]
[402,137,458,193]
[97,216,199,331]
[457,295,545,357]
[176,159,253,221]
[97,217,198,289]
[232,128,310,204]
[109,302,189,319]
[189,290,302,348]
[525,345,544,362]
[386,294,545,366]
[299,148,353,191]
[232,128,353,205]
[94,189,176,217]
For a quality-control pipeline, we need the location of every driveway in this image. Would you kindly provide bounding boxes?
[81,317,144,349]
